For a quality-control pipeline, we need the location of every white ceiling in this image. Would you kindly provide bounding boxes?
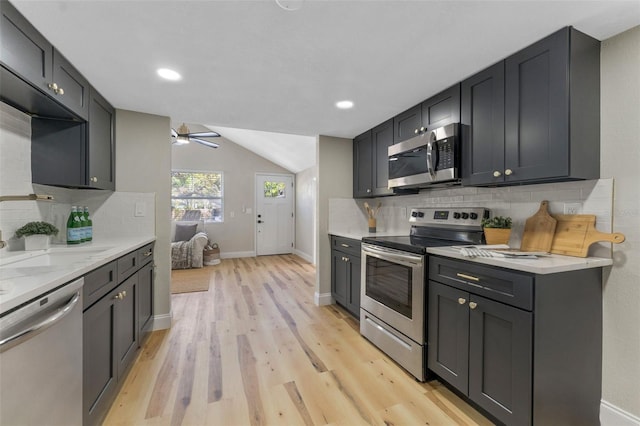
[11,0,640,172]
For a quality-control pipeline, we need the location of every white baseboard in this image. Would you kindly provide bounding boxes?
[152,312,172,330]
[293,249,314,264]
[601,400,640,426]
[315,291,333,306]
[220,251,255,259]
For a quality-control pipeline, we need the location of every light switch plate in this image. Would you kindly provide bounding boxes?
[135,202,146,217]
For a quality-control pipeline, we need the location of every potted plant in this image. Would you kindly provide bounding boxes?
[481,216,512,245]
[15,221,59,250]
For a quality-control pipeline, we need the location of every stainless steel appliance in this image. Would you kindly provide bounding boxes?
[0,278,83,425]
[360,207,488,381]
[388,123,460,189]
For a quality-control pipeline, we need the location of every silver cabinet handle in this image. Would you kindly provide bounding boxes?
[504,169,513,176]
[114,292,124,300]
[90,177,98,183]
[458,298,466,305]
[143,250,153,257]
[469,302,478,309]
[414,128,419,134]
[493,171,502,177]
[340,243,350,248]
[0,292,80,352]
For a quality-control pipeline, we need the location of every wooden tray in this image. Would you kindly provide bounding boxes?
[520,201,557,252]
[550,214,625,257]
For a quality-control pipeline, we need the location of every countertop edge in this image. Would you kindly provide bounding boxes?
[0,236,156,315]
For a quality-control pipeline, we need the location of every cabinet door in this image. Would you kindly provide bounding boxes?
[138,261,154,341]
[88,88,116,190]
[468,294,532,426]
[0,1,52,92]
[83,292,118,426]
[421,83,460,132]
[345,254,361,318]
[505,27,569,183]
[115,273,139,380]
[52,49,89,119]
[353,130,373,198]
[331,250,348,306]
[427,281,469,393]
[393,104,422,143]
[461,62,505,186]
[371,119,394,197]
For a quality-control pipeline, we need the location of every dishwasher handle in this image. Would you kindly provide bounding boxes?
[0,291,80,353]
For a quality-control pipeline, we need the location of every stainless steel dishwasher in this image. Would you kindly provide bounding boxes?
[0,278,83,425]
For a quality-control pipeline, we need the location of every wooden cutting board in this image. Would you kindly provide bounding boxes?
[520,200,557,252]
[550,214,626,257]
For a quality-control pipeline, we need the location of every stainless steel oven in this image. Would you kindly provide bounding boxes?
[360,207,489,382]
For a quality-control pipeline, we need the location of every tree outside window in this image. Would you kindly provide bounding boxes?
[171,171,223,222]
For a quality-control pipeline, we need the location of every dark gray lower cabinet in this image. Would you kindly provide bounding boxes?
[428,256,602,425]
[330,236,361,317]
[83,243,154,426]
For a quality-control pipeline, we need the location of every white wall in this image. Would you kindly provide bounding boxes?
[295,165,316,263]
[171,126,290,257]
[315,135,352,305]
[115,109,172,330]
[599,25,640,422]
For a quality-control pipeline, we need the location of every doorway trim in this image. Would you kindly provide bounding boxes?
[255,172,295,256]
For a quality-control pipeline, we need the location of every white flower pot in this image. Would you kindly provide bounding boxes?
[24,235,51,251]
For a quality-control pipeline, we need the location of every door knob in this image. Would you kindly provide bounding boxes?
[257,220,263,224]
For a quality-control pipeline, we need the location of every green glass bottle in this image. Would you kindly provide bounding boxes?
[67,206,81,245]
[78,206,87,242]
[84,206,93,242]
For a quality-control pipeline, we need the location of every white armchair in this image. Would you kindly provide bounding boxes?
[170,220,209,269]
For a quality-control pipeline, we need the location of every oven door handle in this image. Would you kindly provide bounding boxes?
[362,244,423,267]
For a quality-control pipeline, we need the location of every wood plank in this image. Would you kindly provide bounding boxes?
[105,255,491,426]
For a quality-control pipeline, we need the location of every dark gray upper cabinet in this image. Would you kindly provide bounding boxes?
[52,48,89,120]
[393,84,461,143]
[353,130,373,198]
[353,119,395,198]
[0,0,52,90]
[463,27,600,186]
[88,87,115,191]
[461,62,505,186]
[0,2,89,119]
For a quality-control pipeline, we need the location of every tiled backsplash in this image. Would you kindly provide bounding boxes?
[0,102,155,251]
[329,178,615,258]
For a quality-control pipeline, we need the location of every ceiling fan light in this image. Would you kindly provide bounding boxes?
[174,135,190,145]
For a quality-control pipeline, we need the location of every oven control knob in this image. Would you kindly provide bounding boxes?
[417,211,424,218]
[461,212,470,219]
[470,212,478,220]
[411,211,418,217]
[453,212,461,219]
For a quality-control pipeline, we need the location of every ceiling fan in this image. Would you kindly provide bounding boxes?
[171,123,220,148]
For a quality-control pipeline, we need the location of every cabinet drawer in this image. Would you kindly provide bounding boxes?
[137,243,154,266]
[429,256,533,310]
[117,251,138,283]
[331,236,361,257]
[83,261,117,309]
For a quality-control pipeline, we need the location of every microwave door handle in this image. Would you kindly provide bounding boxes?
[426,141,436,179]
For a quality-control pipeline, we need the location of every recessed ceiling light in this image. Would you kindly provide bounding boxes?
[157,68,181,81]
[336,100,354,109]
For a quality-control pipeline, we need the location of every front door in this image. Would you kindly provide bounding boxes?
[256,174,294,256]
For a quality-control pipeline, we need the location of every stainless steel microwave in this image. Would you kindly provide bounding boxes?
[388,123,460,189]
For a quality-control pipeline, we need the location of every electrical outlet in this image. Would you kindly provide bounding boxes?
[134,202,146,217]
[563,203,582,215]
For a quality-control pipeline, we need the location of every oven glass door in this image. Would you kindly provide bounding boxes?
[365,256,413,318]
[360,243,424,343]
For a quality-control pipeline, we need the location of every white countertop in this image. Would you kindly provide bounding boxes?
[427,246,613,274]
[0,236,155,315]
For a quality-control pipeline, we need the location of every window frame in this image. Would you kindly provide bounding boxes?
[171,169,224,223]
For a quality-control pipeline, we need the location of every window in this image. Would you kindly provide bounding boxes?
[264,181,287,198]
[171,171,223,222]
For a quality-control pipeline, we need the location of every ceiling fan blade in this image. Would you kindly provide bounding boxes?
[188,131,220,138]
[171,128,178,138]
[191,137,219,148]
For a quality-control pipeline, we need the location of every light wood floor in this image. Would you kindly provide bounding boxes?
[104,255,493,426]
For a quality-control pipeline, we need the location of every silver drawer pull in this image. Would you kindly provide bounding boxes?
[469,302,478,310]
[340,243,350,248]
[456,273,480,282]
[143,250,153,257]
[458,298,466,305]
